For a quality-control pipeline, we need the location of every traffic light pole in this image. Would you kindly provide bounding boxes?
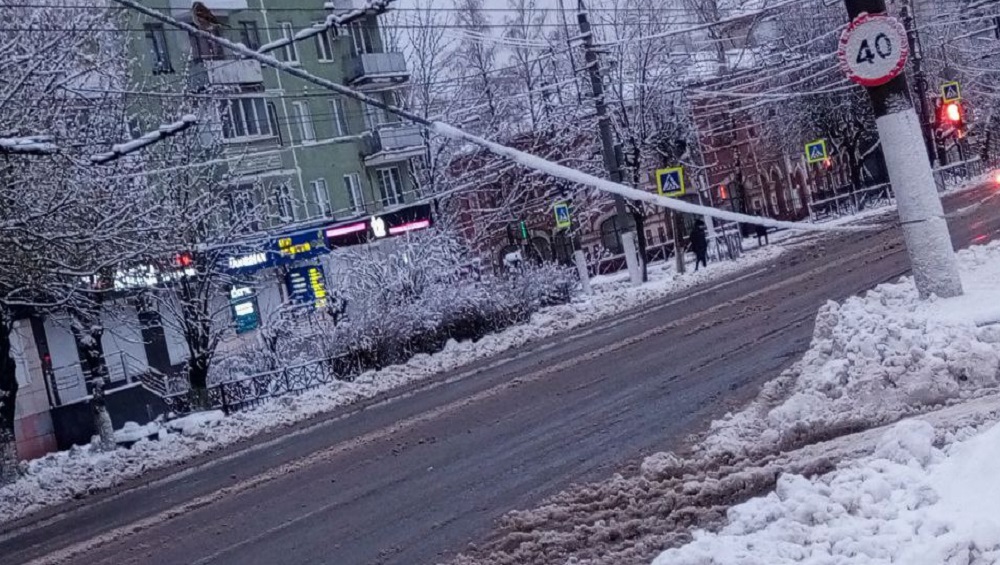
[844,0,963,299]
[900,0,938,166]
[578,0,643,284]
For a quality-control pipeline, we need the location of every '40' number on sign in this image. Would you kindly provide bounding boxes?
[856,33,893,65]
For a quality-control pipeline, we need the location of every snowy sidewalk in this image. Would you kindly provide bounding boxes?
[648,240,1000,564]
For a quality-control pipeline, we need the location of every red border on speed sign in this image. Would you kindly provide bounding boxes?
[838,13,909,88]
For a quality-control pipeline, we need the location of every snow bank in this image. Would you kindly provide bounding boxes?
[0,244,789,526]
[653,418,1000,565]
[699,241,1000,460]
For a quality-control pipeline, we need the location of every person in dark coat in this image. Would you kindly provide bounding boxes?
[690,219,709,271]
[754,209,770,247]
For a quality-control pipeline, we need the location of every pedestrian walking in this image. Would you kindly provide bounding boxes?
[690,219,709,271]
[754,209,769,247]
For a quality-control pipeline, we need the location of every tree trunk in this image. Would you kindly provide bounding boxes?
[71,314,115,451]
[187,355,211,410]
[0,309,21,484]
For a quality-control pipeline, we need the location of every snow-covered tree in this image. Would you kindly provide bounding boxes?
[139,100,273,408]
[0,0,145,477]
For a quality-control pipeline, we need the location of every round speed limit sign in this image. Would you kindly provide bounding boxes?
[838,13,909,87]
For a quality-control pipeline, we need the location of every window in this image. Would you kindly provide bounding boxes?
[329,98,349,137]
[363,92,399,130]
[227,185,259,233]
[376,167,403,207]
[190,30,225,62]
[276,184,296,220]
[349,21,378,55]
[315,26,335,61]
[599,215,636,255]
[311,178,331,217]
[238,21,261,50]
[291,101,316,143]
[220,97,273,140]
[144,23,173,74]
[343,173,364,214]
[279,22,299,63]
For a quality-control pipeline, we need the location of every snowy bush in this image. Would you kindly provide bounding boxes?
[214,230,577,382]
[326,231,576,375]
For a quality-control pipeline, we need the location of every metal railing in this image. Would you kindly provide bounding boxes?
[51,351,153,405]
[162,355,352,415]
[809,183,893,221]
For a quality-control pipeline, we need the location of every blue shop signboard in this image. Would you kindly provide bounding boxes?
[285,264,329,311]
[226,229,329,275]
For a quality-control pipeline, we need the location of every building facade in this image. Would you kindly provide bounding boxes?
[11,0,439,459]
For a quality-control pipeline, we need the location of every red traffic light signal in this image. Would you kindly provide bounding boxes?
[944,102,962,123]
[938,101,967,139]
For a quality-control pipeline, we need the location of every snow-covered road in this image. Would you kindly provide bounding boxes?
[2,182,998,565]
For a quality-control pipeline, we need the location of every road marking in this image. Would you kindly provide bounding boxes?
[21,236,901,565]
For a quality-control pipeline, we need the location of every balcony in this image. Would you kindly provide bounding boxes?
[347,52,409,89]
[363,124,424,167]
[189,59,264,90]
[168,0,248,16]
[325,0,387,16]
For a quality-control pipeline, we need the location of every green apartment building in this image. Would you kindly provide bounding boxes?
[133,0,423,229]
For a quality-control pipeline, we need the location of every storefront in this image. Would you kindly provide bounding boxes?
[324,203,434,248]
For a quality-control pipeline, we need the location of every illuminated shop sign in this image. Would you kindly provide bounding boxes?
[229,285,260,334]
[285,264,329,311]
[228,252,269,271]
[226,230,329,275]
[324,204,434,248]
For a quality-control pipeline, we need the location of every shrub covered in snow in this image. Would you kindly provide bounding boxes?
[329,238,572,374]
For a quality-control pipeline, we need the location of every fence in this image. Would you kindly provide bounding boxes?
[162,355,349,415]
[934,158,987,192]
[809,183,893,221]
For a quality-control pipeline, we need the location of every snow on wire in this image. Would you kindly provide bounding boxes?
[89,115,198,165]
[109,0,877,234]
[0,135,58,156]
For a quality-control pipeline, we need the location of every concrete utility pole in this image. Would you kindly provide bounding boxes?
[577,0,643,284]
[899,0,937,166]
[843,0,963,298]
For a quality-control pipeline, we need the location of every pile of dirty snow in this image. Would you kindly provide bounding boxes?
[653,418,1000,565]
[698,241,1000,460]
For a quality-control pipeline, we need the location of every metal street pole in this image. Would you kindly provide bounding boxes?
[577,0,642,284]
[843,0,963,299]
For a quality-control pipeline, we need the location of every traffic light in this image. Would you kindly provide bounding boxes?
[507,220,530,244]
[823,157,833,170]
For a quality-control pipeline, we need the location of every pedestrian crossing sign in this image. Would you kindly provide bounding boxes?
[554,202,571,228]
[655,166,686,197]
[805,139,828,164]
[941,81,962,103]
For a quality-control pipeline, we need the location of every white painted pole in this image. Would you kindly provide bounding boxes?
[621,232,643,287]
[573,250,592,295]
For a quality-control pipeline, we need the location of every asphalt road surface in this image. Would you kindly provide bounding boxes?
[4,183,1000,565]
